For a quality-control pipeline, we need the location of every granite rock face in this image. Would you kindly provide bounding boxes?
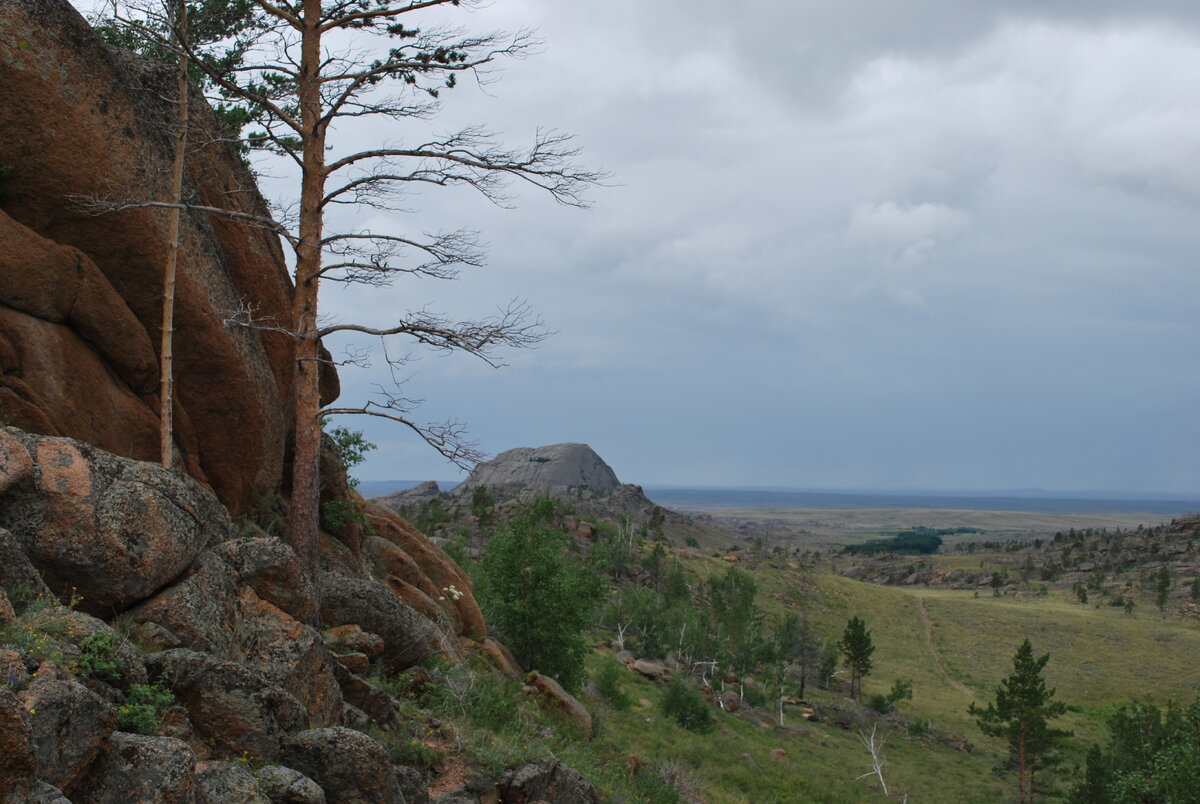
[0,0,340,516]
[450,443,621,500]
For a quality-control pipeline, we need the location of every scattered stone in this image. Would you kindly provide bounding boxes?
[394,765,431,804]
[319,573,430,672]
[280,726,405,804]
[233,587,343,725]
[632,659,666,679]
[0,526,53,601]
[75,732,197,804]
[476,637,522,679]
[255,765,328,804]
[196,760,271,804]
[0,588,14,627]
[326,625,384,659]
[334,652,370,674]
[497,757,600,804]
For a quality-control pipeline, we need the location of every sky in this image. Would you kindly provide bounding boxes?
[82,0,1200,493]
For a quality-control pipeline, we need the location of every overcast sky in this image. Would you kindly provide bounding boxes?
[237,1,1200,493]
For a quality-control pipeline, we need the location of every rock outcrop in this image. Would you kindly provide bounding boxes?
[0,0,338,516]
[450,443,621,501]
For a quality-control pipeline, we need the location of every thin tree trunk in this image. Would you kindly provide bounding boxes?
[161,0,188,469]
[289,0,327,622]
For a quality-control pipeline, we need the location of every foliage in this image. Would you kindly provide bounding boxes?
[92,0,263,145]
[320,498,372,535]
[817,638,841,689]
[326,425,376,488]
[968,639,1071,804]
[469,485,496,528]
[839,616,875,700]
[1067,697,1200,804]
[1153,565,1172,611]
[660,677,715,734]
[593,654,632,711]
[474,499,604,691]
[117,683,175,734]
[77,632,125,683]
[845,528,950,555]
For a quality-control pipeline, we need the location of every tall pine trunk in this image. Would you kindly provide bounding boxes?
[161,0,188,469]
[288,0,327,623]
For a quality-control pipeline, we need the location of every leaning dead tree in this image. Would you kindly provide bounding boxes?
[101,0,603,609]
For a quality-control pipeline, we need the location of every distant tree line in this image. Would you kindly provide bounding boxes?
[845,527,968,555]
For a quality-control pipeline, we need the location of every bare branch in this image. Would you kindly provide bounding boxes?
[323,398,485,469]
[324,127,607,207]
[317,300,548,364]
[221,300,302,338]
[68,193,298,246]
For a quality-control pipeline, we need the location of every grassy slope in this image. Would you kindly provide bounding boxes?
[586,543,1200,803]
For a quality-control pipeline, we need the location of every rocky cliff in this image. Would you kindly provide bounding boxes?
[0,0,338,516]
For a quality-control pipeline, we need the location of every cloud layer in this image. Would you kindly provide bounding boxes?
[259,1,1200,492]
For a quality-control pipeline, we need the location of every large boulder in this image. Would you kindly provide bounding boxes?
[280,727,405,804]
[319,572,430,671]
[148,649,309,761]
[0,686,39,800]
[18,674,117,796]
[232,587,343,725]
[0,429,231,612]
[526,672,593,737]
[75,732,198,804]
[127,549,241,655]
[0,0,340,516]
[214,536,318,624]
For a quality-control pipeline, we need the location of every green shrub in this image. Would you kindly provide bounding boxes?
[321,498,373,534]
[742,684,767,709]
[78,632,125,683]
[866,692,891,714]
[592,655,631,711]
[468,674,521,732]
[660,677,714,734]
[117,683,175,734]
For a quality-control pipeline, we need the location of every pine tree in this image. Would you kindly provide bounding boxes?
[838,616,874,700]
[969,639,1071,804]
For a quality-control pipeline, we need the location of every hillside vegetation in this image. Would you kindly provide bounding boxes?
[414,495,1200,802]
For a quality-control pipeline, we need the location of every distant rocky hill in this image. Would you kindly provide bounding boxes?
[452,443,622,500]
[375,443,730,547]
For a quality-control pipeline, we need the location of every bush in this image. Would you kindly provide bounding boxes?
[866,693,891,715]
[593,655,631,711]
[117,683,174,734]
[660,677,714,734]
[77,632,124,683]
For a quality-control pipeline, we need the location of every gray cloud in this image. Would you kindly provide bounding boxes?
[144,0,1200,493]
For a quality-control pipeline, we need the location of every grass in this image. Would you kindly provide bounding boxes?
[599,531,1200,802]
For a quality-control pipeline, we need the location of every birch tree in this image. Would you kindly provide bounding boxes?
[104,0,601,603]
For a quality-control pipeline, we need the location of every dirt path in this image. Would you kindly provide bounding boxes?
[918,597,973,697]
